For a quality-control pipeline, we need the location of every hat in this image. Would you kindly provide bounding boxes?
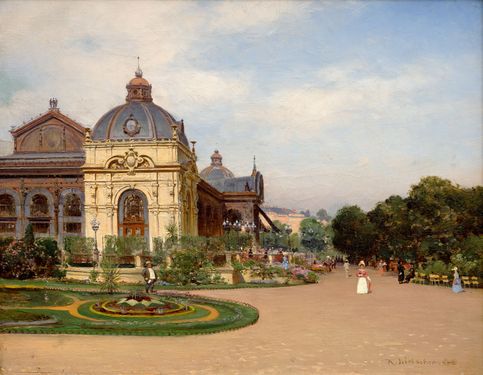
[145,261,152,266]
[358,261,365,267]
[451,266,458,271]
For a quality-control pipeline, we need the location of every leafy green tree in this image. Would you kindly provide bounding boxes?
[299,217,326,251]
[332,206,376,260]
[165,222,179,252]
[152,237,167,267]
[368,195,413,260]
[406,176,461,262]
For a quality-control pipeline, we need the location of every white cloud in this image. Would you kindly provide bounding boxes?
[0,1,480,216]
[209,1,309,33]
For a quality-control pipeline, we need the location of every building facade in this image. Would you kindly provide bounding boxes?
[0,100,85,244]
[0,68,272,255]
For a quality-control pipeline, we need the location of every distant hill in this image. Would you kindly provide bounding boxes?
[0,140,13,156]
[263,206,309,216]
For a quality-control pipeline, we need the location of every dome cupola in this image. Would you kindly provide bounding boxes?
[90,67,189,146]
[200,150,235,180]
[126,65,152,102]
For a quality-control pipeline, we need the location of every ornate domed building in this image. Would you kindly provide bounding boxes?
[0,66,271,261]
[83,67,198,250]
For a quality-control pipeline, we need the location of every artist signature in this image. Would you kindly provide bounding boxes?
[386,358,457,366]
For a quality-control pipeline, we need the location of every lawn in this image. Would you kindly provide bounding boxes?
[0,287,259,336]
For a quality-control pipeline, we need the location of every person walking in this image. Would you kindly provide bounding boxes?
[343,258,351,278]
[282,255,289,270]
[451,267,464,293]
[356,261,371,294]
[142,261,157,294]
[397,260,405,284]
[378,260,387,276]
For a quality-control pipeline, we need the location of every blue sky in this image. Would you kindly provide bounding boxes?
[0,0,481,215]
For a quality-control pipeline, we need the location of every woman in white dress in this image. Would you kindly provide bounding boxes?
[356,261,372,294]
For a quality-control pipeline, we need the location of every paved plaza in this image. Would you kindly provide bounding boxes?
[1,267,482,375]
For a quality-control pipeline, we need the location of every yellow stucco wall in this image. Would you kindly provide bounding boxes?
[82,137,199,254]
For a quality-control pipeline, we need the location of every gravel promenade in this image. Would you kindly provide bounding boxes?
[1,266,482,375]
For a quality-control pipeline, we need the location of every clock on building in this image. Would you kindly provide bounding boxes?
[123,115,140,137]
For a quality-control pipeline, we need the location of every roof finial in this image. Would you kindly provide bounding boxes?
[135,56,143,77]
[49,98,58,111]
[252,155,257,176]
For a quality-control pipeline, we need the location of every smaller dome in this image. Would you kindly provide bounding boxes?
[128,76,150,86]
[125,68,152,102]
[200,150,235,180]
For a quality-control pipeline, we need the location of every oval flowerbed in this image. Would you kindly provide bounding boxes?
[0,288,259,336]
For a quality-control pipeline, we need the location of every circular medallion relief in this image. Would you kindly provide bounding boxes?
[126,155,136,168]
[123,115,141,137]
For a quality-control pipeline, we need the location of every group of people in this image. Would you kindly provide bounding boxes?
[141,256,465,296]
[346,258,465,295]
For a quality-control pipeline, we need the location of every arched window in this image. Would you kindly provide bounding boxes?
[30,194,49,216]
[123,194,144,222]
[225,208,242,224]
[63,193,81,217]
[118,190,148,238]
[0,194,15,217]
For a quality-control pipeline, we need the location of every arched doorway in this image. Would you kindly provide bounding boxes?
[118,190,149,239]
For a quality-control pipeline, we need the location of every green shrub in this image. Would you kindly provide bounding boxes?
[99,259,120,294]
[64,236,94,264]
[0,237,14,250]
[51,268,67,280]
[152,237,167,267]
[424,260,450,276]
[232,261,246,272]
[450,253,482,277]
[89,268,100,283]
[102,235,147,263]
[160,246,224,285]
[305,271,319,283]
[246,260,278,280]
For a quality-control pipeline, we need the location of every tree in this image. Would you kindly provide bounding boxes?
[165,222,179,252]
[24,224,34,247]
[316,208,331,222]
[299,217,326,251]
[367,195,413,260]
[332,206,376,260]
[260,220,285,249]
[406,176,460,262]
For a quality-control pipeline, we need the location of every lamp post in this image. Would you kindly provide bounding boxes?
[223,219,242,251]
[90,217,100,266]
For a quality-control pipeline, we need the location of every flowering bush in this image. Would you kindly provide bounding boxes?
[0,240,35,279]
[291,266,309,280]
[290,267,319,283]
[0,238,61,279]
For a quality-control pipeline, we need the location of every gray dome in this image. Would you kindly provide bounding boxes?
[91,70,189,147]
[91,101,189,146]
[200,150,235,180]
